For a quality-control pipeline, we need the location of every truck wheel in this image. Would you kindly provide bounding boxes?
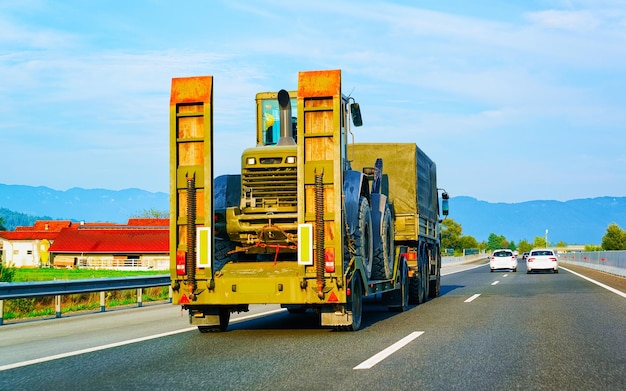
[372,205,394,280]
[409,274,420,305]
[354,196,373,280]
[387,260,410,312]
[419,256,428,303]
[428,251,441,298]
[346,272,363,331]
[410,252,428,304]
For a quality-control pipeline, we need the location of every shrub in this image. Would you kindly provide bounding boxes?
[1,262,16,282]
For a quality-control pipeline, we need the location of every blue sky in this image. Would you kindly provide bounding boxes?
[1,0,625,203]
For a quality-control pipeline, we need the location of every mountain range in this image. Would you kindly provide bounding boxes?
[1,184,624,245]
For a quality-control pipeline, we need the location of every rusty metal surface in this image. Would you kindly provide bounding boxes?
[170,76,213,104]
[297,69,341,98]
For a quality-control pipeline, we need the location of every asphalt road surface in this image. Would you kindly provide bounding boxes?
[1,262,624,391]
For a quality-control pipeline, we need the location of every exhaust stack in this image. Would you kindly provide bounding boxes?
[276,89,296,146]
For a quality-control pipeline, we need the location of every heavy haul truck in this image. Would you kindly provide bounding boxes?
[169,69,449,332]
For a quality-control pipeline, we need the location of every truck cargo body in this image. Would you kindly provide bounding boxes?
[169,70,446,332]
[349,143,443,303]
[348,143,440,243]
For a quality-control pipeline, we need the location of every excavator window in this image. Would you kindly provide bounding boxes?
[261,97,297,145]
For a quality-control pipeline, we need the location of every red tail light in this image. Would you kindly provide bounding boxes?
[550,257,557,262]
[325,248,335,273]
[176,250,186,275]
[528,257,534,262]
[402,251,417,261]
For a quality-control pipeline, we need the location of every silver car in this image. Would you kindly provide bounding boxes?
[526,248,559,274]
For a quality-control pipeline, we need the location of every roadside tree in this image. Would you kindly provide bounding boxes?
[441,218,462,250]
[487,233,509,251]
[517,239,532,253]
[601,223,626,250]
[131,208,169,219]
[533,236,548,248]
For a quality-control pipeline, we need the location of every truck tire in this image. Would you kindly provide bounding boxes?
[428,249,441,298]
[409,250,427,304]
[354,196,373,280]
[387,259,410,312]
[346,272,363,331]
[371,205,394,280]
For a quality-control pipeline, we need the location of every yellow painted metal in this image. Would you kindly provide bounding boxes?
[297,70,344,281]
[195,262,347,304]
[169,76,213,302]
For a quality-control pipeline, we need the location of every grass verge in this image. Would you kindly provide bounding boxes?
[2,268,170,322]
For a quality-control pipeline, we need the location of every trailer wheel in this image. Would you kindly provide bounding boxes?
[346,272,363,331]
[372,205,394,280]
[354,196,373,279]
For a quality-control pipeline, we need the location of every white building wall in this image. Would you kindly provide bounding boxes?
[1,239,40,268]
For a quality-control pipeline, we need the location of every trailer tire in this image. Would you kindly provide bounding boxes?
[372,205,394,280]
[346,272,363,331]
[354,196,373,280]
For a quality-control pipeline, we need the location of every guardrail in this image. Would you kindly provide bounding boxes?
[558,250,626,278]
[442,254,488,267]
[0,275,170,325]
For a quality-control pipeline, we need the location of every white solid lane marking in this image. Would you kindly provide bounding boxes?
[441,263,488,276]
[0,308,287,372]
[0,327,196,371]
[354,331,424,370]
[561,266,626,298]
[464,294,481,303]
[491,281,499,285]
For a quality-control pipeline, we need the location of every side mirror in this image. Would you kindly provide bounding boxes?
[351,103,363,127]
[441,192,449,216]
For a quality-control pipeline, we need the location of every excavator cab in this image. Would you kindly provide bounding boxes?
[257,90,297,146]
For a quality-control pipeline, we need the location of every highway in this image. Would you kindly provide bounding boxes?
[1,262,624,390]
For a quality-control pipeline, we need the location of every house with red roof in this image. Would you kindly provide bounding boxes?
[49,223,169,270]
[0,220,73,268]
[0,219,169,270]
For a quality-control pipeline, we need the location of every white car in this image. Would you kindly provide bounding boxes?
[526,248,559,274]
[490,249,517,272]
